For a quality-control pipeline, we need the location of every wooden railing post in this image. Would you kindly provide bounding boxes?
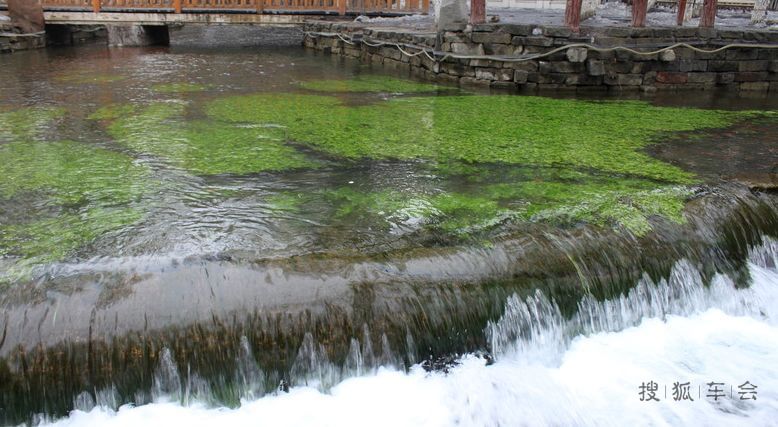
[174,0,182,13]
[92,0,101,13]
[676,0,687,25]
[699,0,717,27]
[631,0,647,27]
[470,0,485,24]
[564,0,582,32]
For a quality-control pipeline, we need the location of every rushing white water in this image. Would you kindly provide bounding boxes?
[44,238,778,427]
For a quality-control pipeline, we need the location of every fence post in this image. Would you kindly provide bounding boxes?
[564,0,582,32]
[699,0,717,27]
[92,0,101,13]
[470,0,485,24]
[631,0,647,27]
[676,0,687,25]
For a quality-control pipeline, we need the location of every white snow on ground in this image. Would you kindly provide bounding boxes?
[349,2,775,29]
[586,2,763,27]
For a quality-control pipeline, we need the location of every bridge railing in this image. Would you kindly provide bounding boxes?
[40,0,428,14]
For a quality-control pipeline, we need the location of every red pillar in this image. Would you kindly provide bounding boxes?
[676,0,687,25]
[632,0,647,27]
[564,0,582,32]
[699,0,717,27]
[7,0,45,33]
[92,0,101,13]
[470,0,485,24]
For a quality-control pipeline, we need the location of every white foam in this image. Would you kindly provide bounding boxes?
[44,240,778,427]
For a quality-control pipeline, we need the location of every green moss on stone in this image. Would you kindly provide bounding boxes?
[95,102,318,175]
[299,75,446,93]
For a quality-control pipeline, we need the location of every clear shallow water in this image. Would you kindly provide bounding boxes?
[42,238,778,427]
[2,43,778,425]
[1,44,776,280]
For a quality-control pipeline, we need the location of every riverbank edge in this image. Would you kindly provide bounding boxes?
[1,23,106,53]
[303,20,778,93]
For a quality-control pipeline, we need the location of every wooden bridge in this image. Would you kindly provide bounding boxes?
[40,0,428,15]
[4,0,428,27]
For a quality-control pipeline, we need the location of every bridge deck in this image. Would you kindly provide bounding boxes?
[42,10,329,25]
[39,0,429,18]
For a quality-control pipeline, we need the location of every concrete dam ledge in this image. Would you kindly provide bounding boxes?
[303,20,778,93]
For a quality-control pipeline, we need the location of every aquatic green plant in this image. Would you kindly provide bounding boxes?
[99,90,769,238]
[1,108,152,279]
[152,82,212,93]
[204,92,757,235]
[0,107,65,141]
[272,165,690,237]
[207,94,750,183]
[299,75,445,93]
[93,102,318,175]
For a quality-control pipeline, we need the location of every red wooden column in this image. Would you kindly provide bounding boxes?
[338,0,346,15]
[676,0,687,25]
[564,0,582,32]
[7,0,45,33]
[699,0,717,27]
[174,0,182,13]
[632,0,647,27]
[92,0,101,13]
[470,0,485,24]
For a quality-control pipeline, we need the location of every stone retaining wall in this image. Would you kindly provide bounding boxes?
[46,24,107,47]
[1,23,106,53]
[1,22,45,53]
[303,21,778,93]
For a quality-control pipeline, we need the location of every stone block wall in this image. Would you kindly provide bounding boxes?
[304,21,778,93]
[46,24,108,47]
[1,22,45,53]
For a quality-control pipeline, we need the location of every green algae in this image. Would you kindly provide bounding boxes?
[207,94,749,183]
[299,75,446,93]
[152,83,212,93]
[0,107,66,141]
[204,92,758,234]
[88,104,137,121]
[93,102,318,175]
[1,108,152,279]
[0,91,757,280]
[274,168,689,237]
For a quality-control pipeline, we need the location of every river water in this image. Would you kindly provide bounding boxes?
[1,43,777,426]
